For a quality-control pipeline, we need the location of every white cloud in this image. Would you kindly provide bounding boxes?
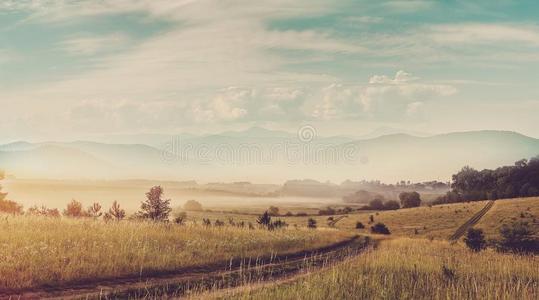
[428,24,539,46]
[360,71,457,116]
[61,33,130,56]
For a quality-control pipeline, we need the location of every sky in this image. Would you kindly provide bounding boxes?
[1,0,539,143]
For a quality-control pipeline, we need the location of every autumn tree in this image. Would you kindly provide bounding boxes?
[136,186,172,221]
[63,199,86,217]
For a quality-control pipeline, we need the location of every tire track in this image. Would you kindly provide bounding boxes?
[449,200,495,241]
[0,236,370,299]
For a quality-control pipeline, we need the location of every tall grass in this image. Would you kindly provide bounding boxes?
[0,215,350,290]
[227,238,539,300]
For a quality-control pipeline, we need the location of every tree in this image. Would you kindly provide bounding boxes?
[369,198,385,210]
[371,223,391,235]
[268,206,280,216]
[257,211,272,228]
[383,200,400,210]
[0,171,23,215]
[399,192,421,208]
[464,228,486,252]
[183,200,203,211]
[63,199,86,218]
[86,202,102,218]
[106,201,126,221]
[136,186,172,221]
[307,218,317,229]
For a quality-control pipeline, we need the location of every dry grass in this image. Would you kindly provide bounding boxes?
[476,197,539,239]
[0,215,351,290]
[224,238,539,300]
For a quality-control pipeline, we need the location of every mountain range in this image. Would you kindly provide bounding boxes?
[0,128,537,183]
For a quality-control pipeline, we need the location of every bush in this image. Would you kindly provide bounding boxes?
[318,207,336,216]
[86,202,102,218]
[399,191,421,208]
[355,221,365,229]
[498,222,537,253]
[26,205,60,218]
[257,211,272,228]
[464,228,486,252]
[183,200,203,211]
[371,223,391,235]
[63,199,86,218]
[368,199,385,210]
[173,212,187,225]
[106,201,126,221]
[383,200,400,210]
[307,218,317,229]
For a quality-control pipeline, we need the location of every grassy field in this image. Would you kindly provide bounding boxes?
[221,238,539,300]
[0,215,351,290]
[476,197,539,239]
[186,197,539,241]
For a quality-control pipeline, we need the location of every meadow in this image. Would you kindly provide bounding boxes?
[221,238,539,300]
[0,215,351,290]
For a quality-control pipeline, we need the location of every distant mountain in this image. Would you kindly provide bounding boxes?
[0,130,537,182]
[356,126,431,140]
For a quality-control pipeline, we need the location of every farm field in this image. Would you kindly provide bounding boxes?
[0,215,351,291]
[217,238,539,300]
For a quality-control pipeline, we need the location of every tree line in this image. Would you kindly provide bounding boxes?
[434,156,539,204]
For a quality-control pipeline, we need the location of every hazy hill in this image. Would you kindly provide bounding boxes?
[0,130,537,182]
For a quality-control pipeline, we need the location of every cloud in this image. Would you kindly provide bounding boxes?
[359,71,457,117]
[304,71,457,121]
[61,33,130,56]
[428,24,539,46]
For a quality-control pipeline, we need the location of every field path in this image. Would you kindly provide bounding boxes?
[0,236,369,299]
[449,200,495,241]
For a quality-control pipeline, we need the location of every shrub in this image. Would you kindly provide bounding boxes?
[464,228,486,252]
[86,202,103,218]
[383,200,400,210]
[26,205,60,218]
[173,212,187,225]
[318,207,336,216]
[270,219,287,230]
[498,222,537,253]
[307,218,317,229]
[257,211,272,228]
[371,223,391,235]
[295,212,308,217]
[107,201,126,221]
[63,199,86,218]
[355,221,365,229]
[368,199,385,210]
[399,191,421,208]
[136,186,172,221]
[369,215,374,224]
[214,219,225,226]
[285,211,293,216]
[183,200,203,211]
